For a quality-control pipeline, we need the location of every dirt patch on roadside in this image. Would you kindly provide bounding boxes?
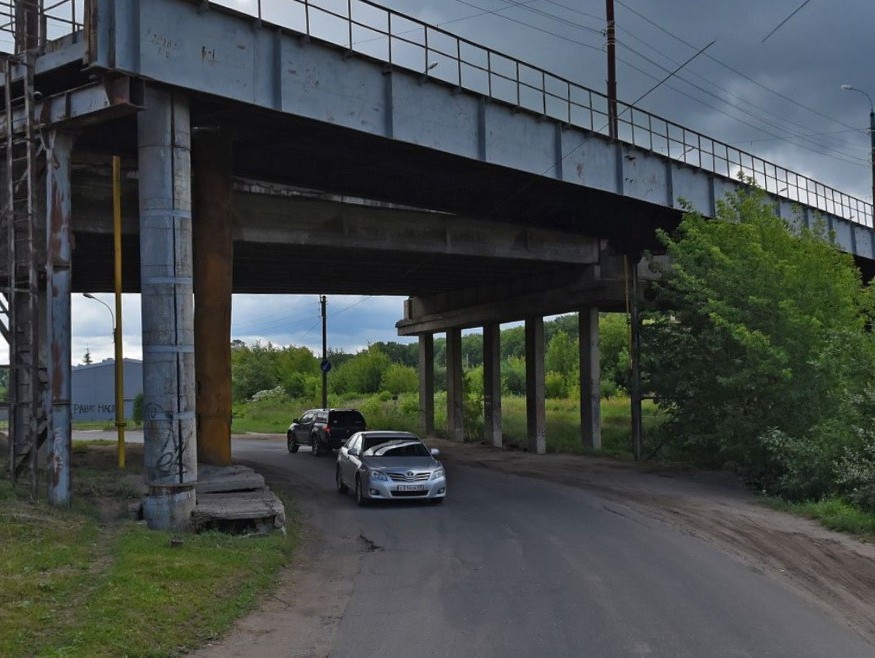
[429,437,875,645]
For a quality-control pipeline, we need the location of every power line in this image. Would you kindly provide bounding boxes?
[614,0,854,132]
[761,0,814,43]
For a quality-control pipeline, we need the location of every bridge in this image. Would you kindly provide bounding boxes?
[2,0,873,527]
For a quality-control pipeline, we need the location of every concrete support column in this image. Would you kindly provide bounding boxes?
[45,130,74,506]
[525,316,546,454]
[446,328,464,442]
[579,307,601,450]
[193,128,233,466]
[138,86,197,531]
[418,333,434,437]
[483,323,502,448]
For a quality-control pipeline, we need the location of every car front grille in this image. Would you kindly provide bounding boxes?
[387,471,430,483]
[391,490,428,497]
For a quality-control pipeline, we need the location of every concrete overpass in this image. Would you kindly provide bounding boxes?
[2,0,873,527]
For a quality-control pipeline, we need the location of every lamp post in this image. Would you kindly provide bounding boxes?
[841,84,875,204]
[83,293,126,468]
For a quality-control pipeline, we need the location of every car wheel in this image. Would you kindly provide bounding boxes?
[336,467,349,494]
[311,435,320,457]
[355,475,369,507]
[287,432,299,453]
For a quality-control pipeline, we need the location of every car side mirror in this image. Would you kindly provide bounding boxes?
[348,447,360,457]
[430,448,440,457]
[292,418,299,424]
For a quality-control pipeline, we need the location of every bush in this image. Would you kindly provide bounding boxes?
[331,346,391,395]
[132,393,144,425]
[758,428,839,501]
[545,371,567,399]
[502,357,526,396]
[462,370,483,441]
[380,364,418,395]
[837,436,875,512]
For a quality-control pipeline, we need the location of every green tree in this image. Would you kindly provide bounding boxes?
[461,333,483,367]
[545,330,578,379]
[370,341,418,367]
[231,341,280,401]
[276,345,319,398]
[644,186,875,497]
[502,356,526,395]
[501,325,525,360]
[380,363,418,395]
[330,345,391,395]
[599,313,629,394]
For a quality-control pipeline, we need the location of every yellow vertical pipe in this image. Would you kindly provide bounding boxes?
[113,156,126,469]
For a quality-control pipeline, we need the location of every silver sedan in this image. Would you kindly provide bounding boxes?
[336,431,446,506]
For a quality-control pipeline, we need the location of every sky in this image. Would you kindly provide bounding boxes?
[34,0,875,364]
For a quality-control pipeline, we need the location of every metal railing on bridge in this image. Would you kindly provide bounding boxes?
[1,0,871,227]
[208,0,873,228]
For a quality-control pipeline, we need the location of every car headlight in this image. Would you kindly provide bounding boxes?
[368,469,388,481]
[431,468,445,480]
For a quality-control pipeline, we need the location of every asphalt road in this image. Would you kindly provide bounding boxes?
[228,437,873,658]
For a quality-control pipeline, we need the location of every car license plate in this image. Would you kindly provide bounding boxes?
[396,484,426,492]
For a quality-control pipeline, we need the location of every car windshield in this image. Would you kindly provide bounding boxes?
[330,411,365,426]
[364,440,429,458]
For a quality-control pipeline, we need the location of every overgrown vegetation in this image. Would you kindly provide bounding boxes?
[643,186,875,512]
[0,444,293,658]
[232,388,660,459]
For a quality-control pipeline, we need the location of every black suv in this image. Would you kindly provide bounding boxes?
[287,408,367,456]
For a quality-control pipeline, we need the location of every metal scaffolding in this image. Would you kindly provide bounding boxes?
[0,2,50,492]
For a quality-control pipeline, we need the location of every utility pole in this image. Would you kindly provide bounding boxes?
[605,0,619,139]
[320,295,328,409]
[840,85,875,205]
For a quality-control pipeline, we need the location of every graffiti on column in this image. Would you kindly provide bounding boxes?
[146,402,191,482]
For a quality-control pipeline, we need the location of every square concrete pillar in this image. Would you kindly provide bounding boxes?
[446,328,464,442]
[418,334,435,437]
[483,323,502,447]
[525,316,546,454]
[46,130,74,506]
[193,127,233,466]
[579,307,601,450]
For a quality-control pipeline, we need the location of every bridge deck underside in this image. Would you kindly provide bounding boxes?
[66,95,679,300]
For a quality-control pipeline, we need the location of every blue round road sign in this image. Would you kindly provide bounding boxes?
[320,359,332,373]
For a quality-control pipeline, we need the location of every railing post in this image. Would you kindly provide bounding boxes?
[541,70,546,117]
[456,39,461,88]
[515,61,520,107]
[304,0,310,36]
[423,26,429,74]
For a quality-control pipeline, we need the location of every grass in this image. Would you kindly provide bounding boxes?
[229,391,662,459]
[763,496,875,540]
[0,444,295,658]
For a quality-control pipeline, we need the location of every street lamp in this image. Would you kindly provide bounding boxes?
[83,293,126,468]
[841,84,875,204]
